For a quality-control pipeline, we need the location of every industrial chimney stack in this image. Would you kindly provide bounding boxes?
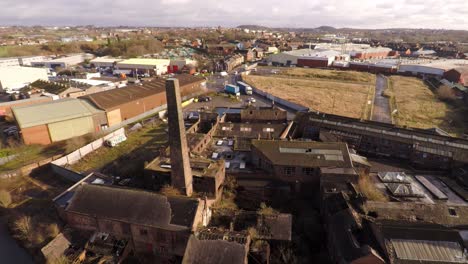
[165,78,193,196]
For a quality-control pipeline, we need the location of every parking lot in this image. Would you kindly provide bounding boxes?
[186,72,295,119]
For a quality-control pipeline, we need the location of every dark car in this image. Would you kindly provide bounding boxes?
[197,96,212,102]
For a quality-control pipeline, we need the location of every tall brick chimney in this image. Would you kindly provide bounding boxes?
[165,78,193,196]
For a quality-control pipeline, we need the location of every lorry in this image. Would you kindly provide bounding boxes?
[224,84,240,97]
[237,81,253,95]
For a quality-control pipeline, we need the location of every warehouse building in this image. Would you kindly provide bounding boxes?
[349,47,394,60]
[18,56,48,66]
[81,74,204,127]
[12,98,106,145]
[0,96,53,119]
[0,66,49,93]
[0,57,21,67]
[89,57,123,68]
[116,58,171,76]
[297,50,343,68]
[348,60,399,74]
[31,53,93,69]
[398,59,468,77]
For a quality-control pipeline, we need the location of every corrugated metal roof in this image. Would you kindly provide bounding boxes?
[12,98,101,129]
[391,239,467,263]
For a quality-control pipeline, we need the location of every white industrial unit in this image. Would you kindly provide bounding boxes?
[0,66,49,93]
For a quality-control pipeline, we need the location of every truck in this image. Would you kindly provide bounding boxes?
[224,84,240,97]
[237,81,253,95]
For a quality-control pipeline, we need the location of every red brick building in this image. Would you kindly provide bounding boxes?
[444,67,468,86]
[64,184,209,258]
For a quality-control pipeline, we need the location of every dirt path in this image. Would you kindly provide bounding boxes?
[371,75,392,123]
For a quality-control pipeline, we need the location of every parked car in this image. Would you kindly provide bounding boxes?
[197,96,212,102]
[216,140,223,146]
[246,97,256,104]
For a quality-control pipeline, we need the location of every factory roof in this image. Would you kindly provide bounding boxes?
[401,59,468,71]
[81,74,202,110]
[370,219,468,263]
[66,184,199,231]
[298,49,342,59]
[12,98,101,128]
[252,139,353,168]
[183,232,249,264]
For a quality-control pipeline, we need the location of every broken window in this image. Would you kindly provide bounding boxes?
[302,168,314,176]
[284,166,296,175]
[448,208,458,217]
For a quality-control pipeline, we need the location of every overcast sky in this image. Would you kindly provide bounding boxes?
[1,0,467,30]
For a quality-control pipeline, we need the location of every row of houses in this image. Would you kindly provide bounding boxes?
[11,74,205,145]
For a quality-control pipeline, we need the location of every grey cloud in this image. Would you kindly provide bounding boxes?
[0,0,466,29]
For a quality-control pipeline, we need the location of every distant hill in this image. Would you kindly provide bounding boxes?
[315,26,337,32]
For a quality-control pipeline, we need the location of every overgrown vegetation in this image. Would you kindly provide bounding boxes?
[258,202,279,216]
[390,76,468,136]
[0,38,164,58]
[0,134,94,173]
[214,175,238,211]
[71,123,167,173]
[358,176,388,202]
[280,67,375,83]
[0,190,12,208]
[244,68,375,118]
[160,185,182,196]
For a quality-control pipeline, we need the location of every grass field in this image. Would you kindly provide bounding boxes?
[244,68,375,118]
[389,76,468,135]
[70,123,168,175]
[278,67,375,83]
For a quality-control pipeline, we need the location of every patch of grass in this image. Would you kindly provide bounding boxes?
[278,67,375,83]
[358,176,388,202]
[258,202,278,216]
[390,76,467,136]
[0,190,12,208]
[214,176,239,211]
[71,124,167,173]
[244,72,374,118]
[160,185,182,196]
[0,145,44,172]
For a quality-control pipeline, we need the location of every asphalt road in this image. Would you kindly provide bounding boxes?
[371,74,392,124]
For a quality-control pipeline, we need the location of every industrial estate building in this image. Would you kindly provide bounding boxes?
[12,98,106,145]
[81,74,204,127]
[0,66,49,93]
[31,53,93,69]
[114,58,197,76]
[10,74,205,145]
